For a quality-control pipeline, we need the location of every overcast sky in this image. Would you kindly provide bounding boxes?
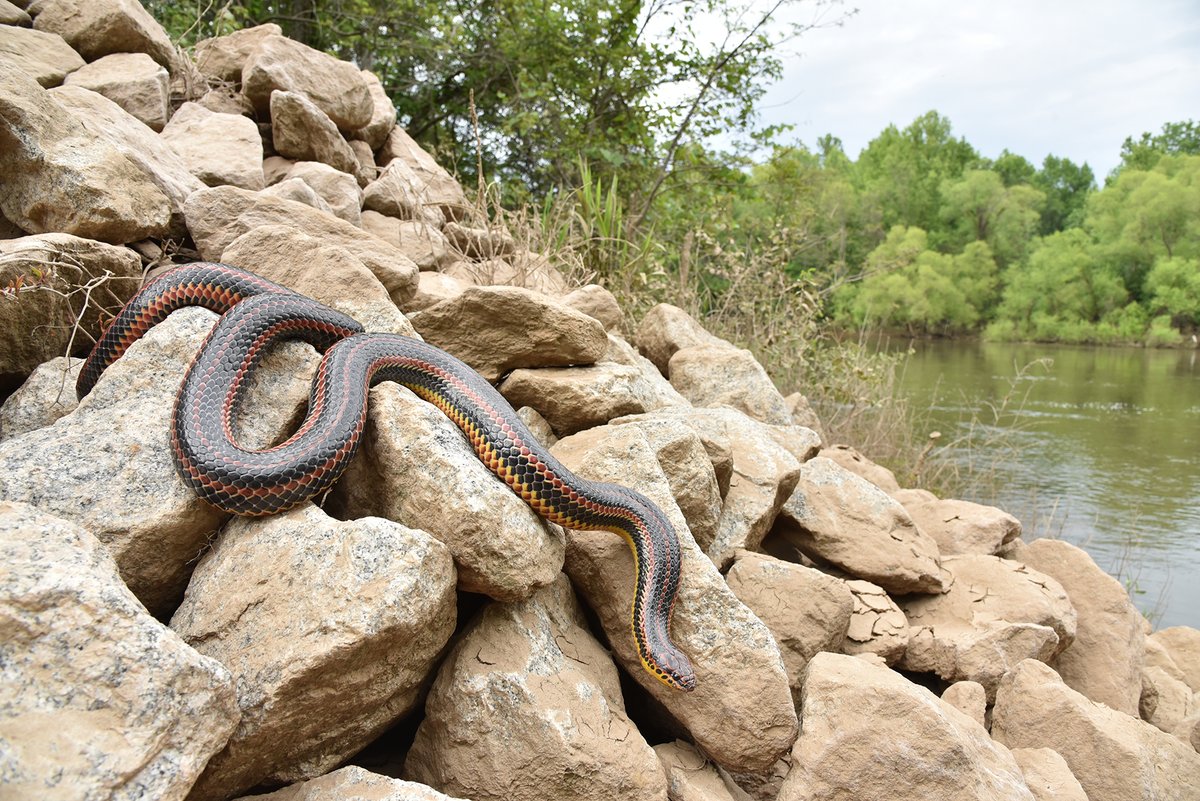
[757,0,1200,178]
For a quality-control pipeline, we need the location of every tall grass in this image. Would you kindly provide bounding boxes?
[533,160,659,304]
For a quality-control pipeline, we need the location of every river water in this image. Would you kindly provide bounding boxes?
[893,340,1200,629]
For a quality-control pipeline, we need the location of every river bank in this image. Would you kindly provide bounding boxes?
[892,338,1200,628]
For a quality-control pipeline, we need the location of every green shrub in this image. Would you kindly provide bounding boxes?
[1146,315,1184,347]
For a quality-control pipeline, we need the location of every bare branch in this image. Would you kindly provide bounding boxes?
[629,0,789,229]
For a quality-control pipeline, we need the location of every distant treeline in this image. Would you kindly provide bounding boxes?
[726,115,1200,345]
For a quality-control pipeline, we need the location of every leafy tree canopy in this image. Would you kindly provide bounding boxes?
[1033,154,1095,234]
[1087,154,1200,297]
[990,149,1036,187]
[1116,119,1200,175]
[854,110,981,234]
[991,228,1127,339]
[835,226,999,334]
[149,0,852,216]
[937,169,1043,266]
[732,145,866,280]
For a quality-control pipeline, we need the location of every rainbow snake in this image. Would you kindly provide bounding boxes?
[76,263,697,692]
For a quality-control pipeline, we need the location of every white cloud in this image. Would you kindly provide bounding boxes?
[758,0,1200,176]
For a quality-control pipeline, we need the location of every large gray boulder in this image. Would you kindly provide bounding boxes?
[171,505,457,801]
[0,66,170,243]
[778,653,1034,801]
[405,576,667,801]
[49,84,204,235]
[160,102,265,190]
[775,456,945,594]
[1007,538,1146,715]
[992,659,1200,801]
[0,233,140,383]
[31,0,177,69]
[62,52,168,130]
[241,34,373,129]
[0,26,84,86]
[0,501,239,801]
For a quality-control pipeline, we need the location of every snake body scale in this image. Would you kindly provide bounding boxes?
[77,263,697,692]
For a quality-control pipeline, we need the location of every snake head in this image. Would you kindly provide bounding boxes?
[662,663,698,692]
[644,642,697,692]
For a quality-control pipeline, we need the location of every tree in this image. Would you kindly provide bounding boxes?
[734,145,867,281]
[992,229,1128,341]
[991,149,1036,187]
[816,134,851,169]
[1087,155,1200,299]
[147,0,853,217]
[836,226,998,334]
[937,169,1044,267]
[1117,119,1200,174]
[1034,154,1095,234]
[855,111,981,235]
[1145,256,1200,331]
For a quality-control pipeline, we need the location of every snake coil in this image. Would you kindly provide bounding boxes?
[78,263,697,692]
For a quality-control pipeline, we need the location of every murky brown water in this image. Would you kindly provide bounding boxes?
[895,340,1200,628]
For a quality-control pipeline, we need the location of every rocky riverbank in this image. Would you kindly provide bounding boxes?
[1,2,1198,800]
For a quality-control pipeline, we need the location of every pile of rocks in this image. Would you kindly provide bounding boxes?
[1,2,1198,800]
